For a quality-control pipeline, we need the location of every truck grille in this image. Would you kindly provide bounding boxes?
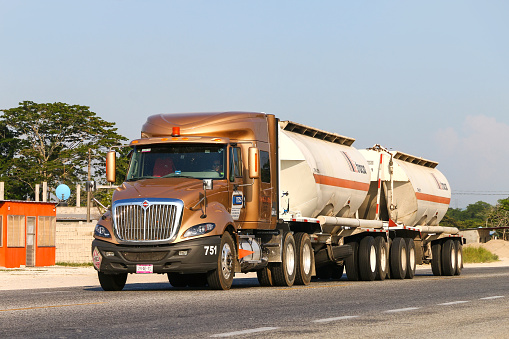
[113,199,183,242]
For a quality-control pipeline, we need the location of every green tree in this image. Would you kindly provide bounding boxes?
[0,101,128,200]
[486,197,509,238]
[443,201,493,229]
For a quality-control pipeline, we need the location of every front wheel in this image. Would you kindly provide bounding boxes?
[207,233,235,290]
[98,272,127,291]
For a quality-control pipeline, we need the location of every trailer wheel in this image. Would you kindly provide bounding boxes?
[98,272,127,291]
[441,239,456,276]
[315,263,344,280]
[431,241,442,276]
[374,237,387,281]
[405,238,416,279]
[257,266,274,286]
[345,240,360,281]
[359,236,376,281]
[294,233,313,285]
[207,232,235,290]
[272,232,296,286]
[168,273,189,287]
[455,240,463,276]
[390,237,407,279]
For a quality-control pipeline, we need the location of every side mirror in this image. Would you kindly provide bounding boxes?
[106,150,116,183]
[203,179,213,191]
[248,147,260,179]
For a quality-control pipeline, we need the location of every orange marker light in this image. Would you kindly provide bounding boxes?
[172,127,181,137]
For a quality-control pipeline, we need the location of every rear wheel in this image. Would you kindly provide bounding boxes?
[294,233,313,285]
[455,240,463,276]
[359,236,376,281]
[441,239,456,276]
[207,232,235,290]
[257,266,274,286]
[431,241,442,276]
[374,237,387,281]
[98,272,127,291]
[272,232,297,286]
[405,238,416,279]
[390,237,407,279]
[345,240,360,281]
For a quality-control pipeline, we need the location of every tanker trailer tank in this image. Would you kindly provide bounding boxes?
[278,121,371,220]
[358,146,451,226]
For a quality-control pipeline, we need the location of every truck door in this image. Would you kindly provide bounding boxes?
[229,146,245,223]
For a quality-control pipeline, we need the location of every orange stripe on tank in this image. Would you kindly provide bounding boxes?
[415,192,451,205]
[313,174,369,191]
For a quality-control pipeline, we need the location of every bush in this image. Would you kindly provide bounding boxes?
[463,246,499,263]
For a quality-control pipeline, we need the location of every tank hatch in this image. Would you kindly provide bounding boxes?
[391,151,438,169]
[279,121,355,146]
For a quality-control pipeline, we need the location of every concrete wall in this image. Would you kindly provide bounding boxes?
[459,229,492,244]
[55,222,95,263]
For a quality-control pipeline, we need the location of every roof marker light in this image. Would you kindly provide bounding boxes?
[172,127,181,137]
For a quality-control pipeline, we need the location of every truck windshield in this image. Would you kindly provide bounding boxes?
[126,144,226,181]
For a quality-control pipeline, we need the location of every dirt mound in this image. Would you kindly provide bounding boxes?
[465,239,509,259]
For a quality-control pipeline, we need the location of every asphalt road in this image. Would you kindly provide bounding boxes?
[1,266,508,338]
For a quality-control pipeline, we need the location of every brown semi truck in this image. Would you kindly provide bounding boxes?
[92,112,462,290]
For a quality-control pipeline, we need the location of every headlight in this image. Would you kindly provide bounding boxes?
[94,224,111,238]
[182,223,215,238]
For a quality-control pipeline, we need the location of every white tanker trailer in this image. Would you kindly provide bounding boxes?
[95,112,462,291]
[276,121,462,282]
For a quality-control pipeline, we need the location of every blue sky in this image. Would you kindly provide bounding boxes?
[1,1,509,208]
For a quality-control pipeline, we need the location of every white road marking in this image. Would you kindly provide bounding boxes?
[480,296,505,300]
[438,301,469,306]
[210,327,279,337]
[313,315,358,323]
[385,307,420,313]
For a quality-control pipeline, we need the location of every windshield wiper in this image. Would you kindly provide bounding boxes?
[126,176,157,181]
[161,174,198,179]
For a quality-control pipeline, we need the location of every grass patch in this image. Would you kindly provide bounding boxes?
[55,262,93,267]
[463,246,499,263]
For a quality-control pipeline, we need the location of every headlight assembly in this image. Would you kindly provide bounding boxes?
[182,223,215,238]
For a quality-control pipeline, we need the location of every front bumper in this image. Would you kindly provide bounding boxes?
[92,236,220,274]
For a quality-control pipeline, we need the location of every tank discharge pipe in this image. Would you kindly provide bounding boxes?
[318,216,383,229]
[416,226,459,235]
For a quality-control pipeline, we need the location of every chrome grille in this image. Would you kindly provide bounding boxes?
[113,199,183,242]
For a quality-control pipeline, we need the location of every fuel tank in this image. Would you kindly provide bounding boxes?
[358,147,451,226]
[278,121,371,218]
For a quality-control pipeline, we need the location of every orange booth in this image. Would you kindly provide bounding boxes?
[0,200,57,268]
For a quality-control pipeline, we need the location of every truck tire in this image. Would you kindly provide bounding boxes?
[431,241,442,276]
[359,236,376,281]
[168,273,189,287]
[385,238,392,279]
[390,237,407,279]
[405,238,416,279]
[188,273,208,287]
[257,266,274,286]
[294,233,313,285]
[272,232,297,287]
[441,239,456,276]
[207,232,235,290]
[98,272,127,291]
[374,236,387,281]
[455,240,463,276]
[345,240,359,281]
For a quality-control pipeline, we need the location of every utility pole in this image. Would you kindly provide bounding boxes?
[87,148,91,223]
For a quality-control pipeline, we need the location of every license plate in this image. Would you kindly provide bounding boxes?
[136,264,153,274]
